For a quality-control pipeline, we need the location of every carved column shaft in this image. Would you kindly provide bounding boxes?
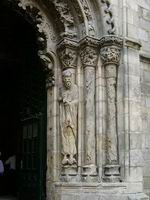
[105,64,118,163]
[80,38,99,176]
[100,36,123,182]
[84,66,96,166]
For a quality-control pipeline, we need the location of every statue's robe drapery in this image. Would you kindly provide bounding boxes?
[59,85,78,164]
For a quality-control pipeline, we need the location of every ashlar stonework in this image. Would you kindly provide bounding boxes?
[2,0,150,199]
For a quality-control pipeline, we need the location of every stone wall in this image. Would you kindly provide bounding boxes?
[138,0,150,197]
[141,59,150,197]
[6,0,150,199]
[138,0,150,53]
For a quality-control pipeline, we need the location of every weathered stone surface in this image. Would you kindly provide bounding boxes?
[4,0,150,199]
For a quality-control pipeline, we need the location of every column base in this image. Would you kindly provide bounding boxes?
[81,164,98,182]
[60,165,80,182]
[103,164,121,182]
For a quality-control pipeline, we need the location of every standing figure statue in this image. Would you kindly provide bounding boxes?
[59,70,78,166]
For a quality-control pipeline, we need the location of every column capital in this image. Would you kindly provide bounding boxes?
[79,36,99,67]
[57,38,78,71]
[99,35,123,66]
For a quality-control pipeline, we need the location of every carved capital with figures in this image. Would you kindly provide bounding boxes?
[57,38,78,70]
[99,35,123,66]
[80,36,99,67]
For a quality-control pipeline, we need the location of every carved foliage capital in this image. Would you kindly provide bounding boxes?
[100,46,121,66]
[57,39,78,70]
[80,46,98,67]
[99,36,123,66]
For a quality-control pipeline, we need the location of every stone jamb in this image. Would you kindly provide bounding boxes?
[99,35,123,182]
[57,38,79,180]
[79,36,99,180]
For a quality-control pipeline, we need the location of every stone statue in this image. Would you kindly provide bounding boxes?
[59,70,78,166]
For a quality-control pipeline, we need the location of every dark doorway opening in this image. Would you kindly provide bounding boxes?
[0,3,47,200]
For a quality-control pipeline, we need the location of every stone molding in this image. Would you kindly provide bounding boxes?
[101,0,116,34]
[57,39,78,70]
[99,36,123,66]
[99,35,123,48]
[38,51,55,88]
[6,0,55,87]
[125,37,142,50]
[80,36,99,67]
[53,0,74,28]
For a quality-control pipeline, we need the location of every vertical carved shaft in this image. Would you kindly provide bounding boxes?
[100,36,123,181]
[80,39,99,174]
[105,64,118,164]
[84,66,96,166]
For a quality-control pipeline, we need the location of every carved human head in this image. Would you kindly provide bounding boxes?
[62,70,72,89]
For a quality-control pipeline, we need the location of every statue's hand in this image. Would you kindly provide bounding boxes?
[64,100,70,106]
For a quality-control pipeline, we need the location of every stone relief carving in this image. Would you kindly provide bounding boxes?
[38,51,55,88]
[80,46,98,66]
[59,70,79,166]
[7,0,55,87]
[54,0,74,27]
[57,38,78,70]
[71,0,83,22]
[59,49,77,70]
[100,47,121,66]
[99,36,123,66]
[79,0,95,36]
[101,0,116,34]
[80,0,92,20]
[69,0,95,37]
[50,0,77,38]
[99,36,123,48]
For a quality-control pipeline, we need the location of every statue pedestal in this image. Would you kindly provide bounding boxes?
[103,164,121,182]
[60,165,80,182]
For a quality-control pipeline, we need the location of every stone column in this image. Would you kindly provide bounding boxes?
[99,36,123,182]
[80,37,99,178]
[57,38,78,180]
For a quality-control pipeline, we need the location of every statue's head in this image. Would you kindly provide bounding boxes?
[62,70,72,89]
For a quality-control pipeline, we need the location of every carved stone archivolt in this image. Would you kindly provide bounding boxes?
[5,0,55,88]
[38,51,55,88]
[54,0,74,28]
